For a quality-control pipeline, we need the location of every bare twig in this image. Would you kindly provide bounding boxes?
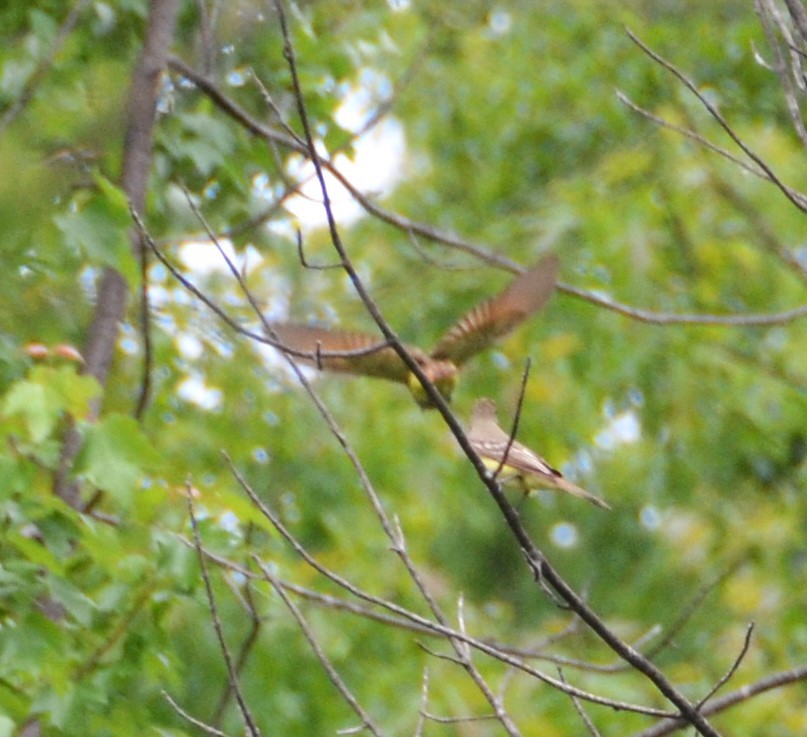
[615,91,767,178]
[226,458,671,718]
[133,208,399,364]
[783,0,807,40]
[174,533,446,635]
[257,559,386,737]
[162,691,230,737]
[626,28,807,212]
[296,228,343,270]
[414,669,429,737]
[134,219,154,420]
[187,493,261,737]
[491,359,532,481]
[249,68,306,147]
[211,554,264,727]
[631,665,807,737]
[561,282,807,326]
[559,668,601,737]
[170,53,807,328]
[696,623,754,709]
[193,0,218,75]
[420,711,497,725]
[273,6,525,733]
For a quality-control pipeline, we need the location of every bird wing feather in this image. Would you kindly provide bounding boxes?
[267,323,427,385]
[430,253,559,365]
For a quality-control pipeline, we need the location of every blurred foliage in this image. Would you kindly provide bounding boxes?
[1,0,806,735]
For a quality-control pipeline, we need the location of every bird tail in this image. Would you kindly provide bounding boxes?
[555,478,611,510]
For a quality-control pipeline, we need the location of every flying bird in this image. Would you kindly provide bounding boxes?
[267,254,559,408]
[467,398,610,509]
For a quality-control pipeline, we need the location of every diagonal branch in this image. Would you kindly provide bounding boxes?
[225,456,676,719]
[169,53,807,328]
[187,494,261,737]
[257,560,386,737]
[269,6,725,735]
[626,27,807,213]
[631,665,807,737]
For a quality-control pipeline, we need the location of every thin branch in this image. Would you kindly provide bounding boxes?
[626,27,807,212]
[226,457,671,718]
[416,642,467,667]
[249,68,307,147]
[174,533,443,635]
[783,0,807,40]
[134,208,398,363]
[420,711,497,725]
[187,493,261,737]
[414,669,429,737]
[696,623,754,709]
[561,282,807,326]
[162,691,230,737]
[211,553,264,727]
[296,227,344,270]
[615,91,767,179]
[559,668,601,737]
[193,0,217,75]
[273,6,525,734]
[170,53,807,328]
[492,359,532,481]
[179,531,680,691]
[272,8,721,734]
[256,559,386,737]
[134,223,154,420]
[631,665,807,737]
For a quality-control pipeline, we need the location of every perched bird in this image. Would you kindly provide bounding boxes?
[267,254,559,408]
[467,398,610,509]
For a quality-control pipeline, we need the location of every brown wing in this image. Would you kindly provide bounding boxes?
[266,323,427,386]
[429,253,559,366]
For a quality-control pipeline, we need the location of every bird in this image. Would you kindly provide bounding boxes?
[266,254,559,408]
[467,398,610,509]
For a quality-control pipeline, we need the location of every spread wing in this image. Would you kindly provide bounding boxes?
[429,253,559,366]
[266,323,426,386]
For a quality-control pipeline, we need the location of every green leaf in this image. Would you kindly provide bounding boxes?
[2,380,52,442]
[53,176,138,288]
[75,414,161,504]
[46,575,96,627]
[0,714,14,737]
[0,455,26,499]
[167,112,236,176]
[1,366,99,443]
